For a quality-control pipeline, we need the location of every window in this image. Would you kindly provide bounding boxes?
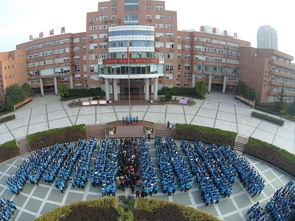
[155,14,164,20]
[99,6,108,12]
[124,14,138,24]
[165,63,174,71]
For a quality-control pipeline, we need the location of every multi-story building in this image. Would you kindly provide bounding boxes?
[257,25,278,50]
[0,50,27,101]
[16,32,87,96]
[239,47,295,103]
[5,0,292,103]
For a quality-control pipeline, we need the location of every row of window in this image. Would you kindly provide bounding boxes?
[195,37,239,47]
[99,64,163,75]
[26,39,71,51]
[196,65,237,74]
[28,57,70,68]
[195,55,239,65]
[97,4,164,13]
[109,30,154,37]
[109,40,154,48]
[195,45,240,56]
[27,48,70,59]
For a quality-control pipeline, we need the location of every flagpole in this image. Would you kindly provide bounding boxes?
[128,45,131,119]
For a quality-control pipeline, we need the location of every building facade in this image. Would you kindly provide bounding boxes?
[257,25,278,50]
[239,47,295,103]
[16,32,87,96]
[0,50,27,101]
[1,0,291,104]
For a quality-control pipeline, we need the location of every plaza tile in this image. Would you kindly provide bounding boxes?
[25,198,43,213]
[217,198,237,215]
[64,192,84,205]
[234,193,251,209]
[171,192,191,205]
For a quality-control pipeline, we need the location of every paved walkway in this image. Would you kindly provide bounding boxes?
[0,141,294,221]
[0,93,294,220]
[0,93,294,154]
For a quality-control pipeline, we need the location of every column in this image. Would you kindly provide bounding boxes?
[54,77,58,95]
[153,78,158,100]
[113,79,118,101]
[40,78,44,96]
[192,74,196,87]
[105,78,110,100]
[145,79,150,101]
[222,75,227,93]
[208,74,212,93]
[69,75,74,89]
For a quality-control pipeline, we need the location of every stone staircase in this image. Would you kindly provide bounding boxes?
[154,123,172,138]
[234,135,248,152]
[17,137,30,154]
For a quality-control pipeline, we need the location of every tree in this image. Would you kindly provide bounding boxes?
[5,84,25,110]
[195,81,207,99]
[21,83,32,97]
[58,84,69,98]
[274,85,286,113]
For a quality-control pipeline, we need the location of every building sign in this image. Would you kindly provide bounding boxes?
[103,58,159,65]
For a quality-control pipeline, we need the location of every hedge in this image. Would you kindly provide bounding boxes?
[0,114,16,124]
[135,198,219,221]
[172,124,237,146]
[244,137,295,176]
[0,140,19,163]
[27,124,86,151]
[251,111,284,126]
[62,87,105,100]
[35,197,218,221]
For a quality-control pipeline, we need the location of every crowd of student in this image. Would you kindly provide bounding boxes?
[122,116,138,124]
[0,198,16,221]
[90,139,119,196]
[6,136,267,207]
[220,145,265,197]
[180,140,264,205]
[138,138,159,196]
[246,180,294,221]
[7,139,97,194]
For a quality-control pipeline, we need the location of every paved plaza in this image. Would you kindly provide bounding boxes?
[0,93,294,154]
[0,93,294,220]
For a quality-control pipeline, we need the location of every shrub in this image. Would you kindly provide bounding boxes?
[62,87,105,100]
[0,114,15,124]
[0,140,19,163]
[244,137,295,176]
[251,111,284,126]
[134,198,218,221]
[27,125,86,150]
[172,124,237,146]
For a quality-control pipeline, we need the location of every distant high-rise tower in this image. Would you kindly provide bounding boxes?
[257,25,278,50]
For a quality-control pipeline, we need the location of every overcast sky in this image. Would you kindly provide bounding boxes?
[0,0,294,58]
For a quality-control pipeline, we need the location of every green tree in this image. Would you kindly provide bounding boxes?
[274,85,286,113]
[58,84,69,98]
[195,81,207,99]
[5,84,25,110]
[21,83,32,97]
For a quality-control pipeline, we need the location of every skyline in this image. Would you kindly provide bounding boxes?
[0,0,294,58]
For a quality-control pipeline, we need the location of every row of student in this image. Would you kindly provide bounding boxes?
[246,180,294,221]
[90,139,119,196]
[0,198,16,221]
[220,145,265,197]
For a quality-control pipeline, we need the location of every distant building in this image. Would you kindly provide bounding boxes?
[239,47,295,103]
[0,50,27,101]
[257,25,278,50]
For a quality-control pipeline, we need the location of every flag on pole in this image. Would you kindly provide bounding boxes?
[127,45,131,59]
